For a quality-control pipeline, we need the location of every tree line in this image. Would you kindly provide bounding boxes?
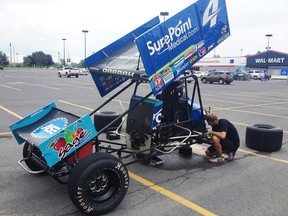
[0,51,86,68]
[0,51,54,68]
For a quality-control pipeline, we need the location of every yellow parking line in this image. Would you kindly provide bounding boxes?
[0,132,12,136]
[238,149,288,164]
[129,172,216,216]
[0,105,22,119]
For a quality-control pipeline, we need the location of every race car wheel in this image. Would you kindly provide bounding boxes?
[245,124,283,152]
[67,152,129,215]
[94,111,122,132]
[58,73,62,77]
[23,142,45,172]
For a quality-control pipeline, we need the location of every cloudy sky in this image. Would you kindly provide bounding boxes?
[1,0,287,64]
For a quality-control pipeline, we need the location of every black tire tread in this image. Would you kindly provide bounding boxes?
[67,152,129,215]
[245,124,283,152]
[94,111,122,132]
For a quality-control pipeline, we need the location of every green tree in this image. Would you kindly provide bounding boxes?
[0,52,9,66]
[23,55,35,67]
[78,60,86,68]
[23,51,54,68]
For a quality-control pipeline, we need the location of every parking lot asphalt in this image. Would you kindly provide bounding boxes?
[1,69,288,216]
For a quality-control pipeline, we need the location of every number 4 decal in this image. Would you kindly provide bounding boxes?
[202,0,219,28]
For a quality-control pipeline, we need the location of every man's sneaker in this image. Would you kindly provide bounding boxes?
[226,152,235,161]
[209,156,225,164]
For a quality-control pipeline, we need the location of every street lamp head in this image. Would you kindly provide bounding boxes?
[266,34,272,37]
[160,11,169,16]
[62,38,66,41]
[160,11,169,21]
[82,30,88,33]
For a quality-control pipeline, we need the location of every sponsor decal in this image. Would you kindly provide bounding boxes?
[208,44,215,51]
[152,106,162,129]
[152,74,164,90]
[184,46,198,59]
[221,25,228,34]
[147,17,199,56]
[31,117,68,139]
[217,32,230,44]
[102,68,134,77]
[47,120,93,160]
[198,47,207,57]
[162,67,175,84]
[189,54,198,64]
[197,40,205,49]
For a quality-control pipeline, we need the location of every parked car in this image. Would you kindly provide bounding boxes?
[264,72,271,80]
[233,71,251,81]
[79,68,89,75]
[247,70,271,80]
[177,70,194,83]
[193,71,208,78]
[58,67,79,78]
[201,71,233,84]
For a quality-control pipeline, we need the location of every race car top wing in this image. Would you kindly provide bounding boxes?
[85,17,160,97]
[135,0,230,95]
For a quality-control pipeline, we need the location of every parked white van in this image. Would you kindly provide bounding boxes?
[247,70,265,80]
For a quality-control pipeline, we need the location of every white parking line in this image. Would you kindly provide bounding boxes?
[0,84,21,91]
[24,83,61,90]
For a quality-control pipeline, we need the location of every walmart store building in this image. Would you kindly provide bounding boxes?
[194,50,288,79]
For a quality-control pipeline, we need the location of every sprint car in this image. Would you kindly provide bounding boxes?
[9,0,230,215]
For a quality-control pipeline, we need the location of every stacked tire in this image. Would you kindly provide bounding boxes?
[245,124,283,152]
[94,111,122,132]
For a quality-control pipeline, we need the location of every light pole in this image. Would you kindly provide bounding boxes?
[82,30,88,60]
[266,34,272,50]
[62,38,66,66]
[13,44,17,67]
[9,43,12,67]
[265,34,272,71]
[160,11,169,21]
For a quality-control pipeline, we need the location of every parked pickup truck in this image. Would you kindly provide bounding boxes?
[58,67,79,78]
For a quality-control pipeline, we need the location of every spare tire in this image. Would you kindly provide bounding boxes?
[245,124,283,152]
[94,111,122,132]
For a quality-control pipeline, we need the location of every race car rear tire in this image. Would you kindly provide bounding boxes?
[94,111,122,132]
[245,124,283,152]
[67,152,129,215]
[23,142,45,172]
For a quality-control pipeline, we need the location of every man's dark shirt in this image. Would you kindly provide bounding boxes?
[212,119,240,144]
